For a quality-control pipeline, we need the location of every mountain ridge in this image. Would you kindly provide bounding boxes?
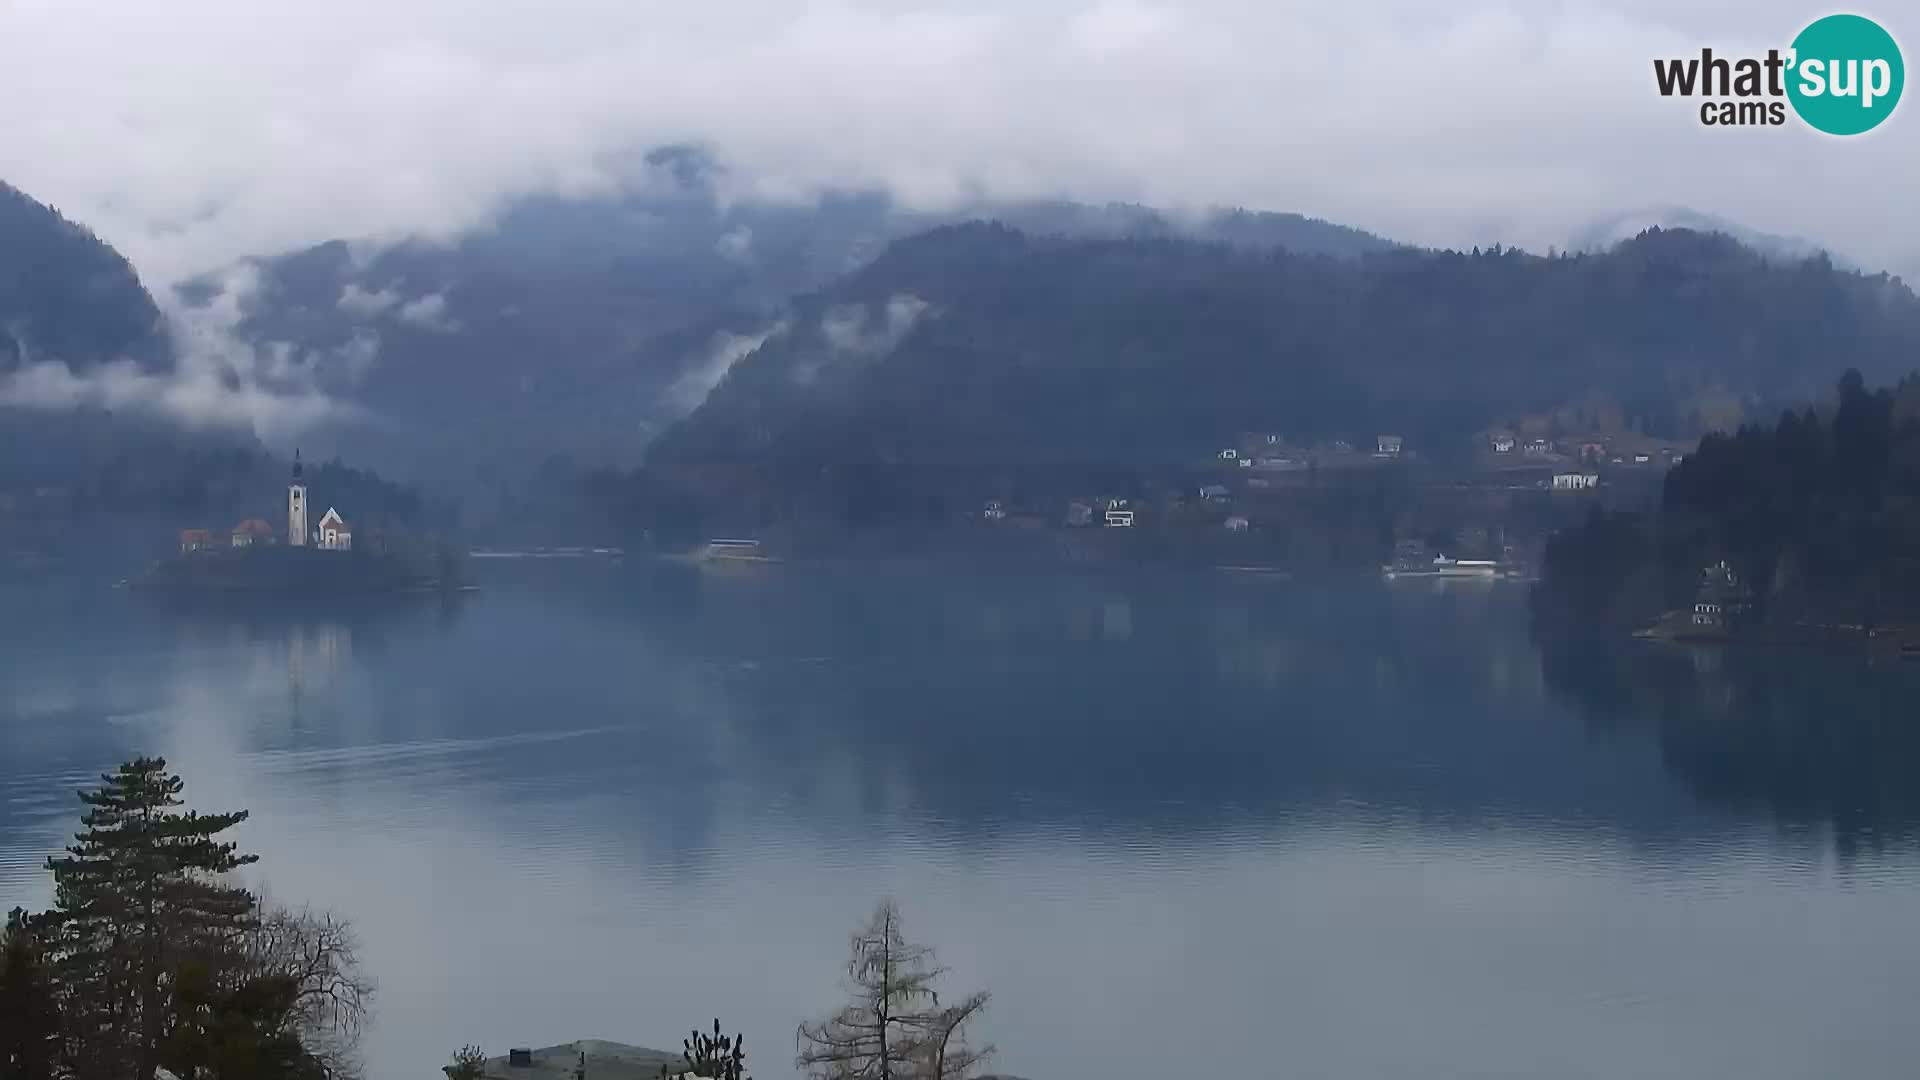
[173,166,1399,482]
[649,223,1920,467]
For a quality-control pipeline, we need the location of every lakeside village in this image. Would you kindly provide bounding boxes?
[955,427,1693,578]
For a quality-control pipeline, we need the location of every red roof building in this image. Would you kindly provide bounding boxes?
[230,518,275,547]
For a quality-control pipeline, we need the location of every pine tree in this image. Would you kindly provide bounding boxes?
[662,1019,748,1080]
[795,901,992,1080]
[443,1044,487,1080]
[44,757,259,1080]
[159,955,319,1080]
[0,907,61,1080]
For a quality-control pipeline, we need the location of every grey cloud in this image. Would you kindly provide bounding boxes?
[395,292,459,332]
[716,225,754,264]
[338,284,401,318]
[0,0,1912,290]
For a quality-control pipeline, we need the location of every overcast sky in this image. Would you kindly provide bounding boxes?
[1,0,1914,287]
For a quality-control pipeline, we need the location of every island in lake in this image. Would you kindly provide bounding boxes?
[130,452,463,595]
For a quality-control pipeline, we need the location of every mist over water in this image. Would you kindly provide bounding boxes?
[5,565,1920,1080]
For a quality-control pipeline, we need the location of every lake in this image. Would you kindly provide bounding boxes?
[6,563,1920,1080]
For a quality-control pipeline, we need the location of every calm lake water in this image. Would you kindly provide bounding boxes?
[6,563,1920,1079]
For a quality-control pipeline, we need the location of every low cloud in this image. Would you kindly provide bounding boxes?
[822,294,932,356]
[1,0,1913,292]
[339,283,458,331]
[667,321,789,412]
[792,294,931,386]
[0,356,348,437]
[0,266,372,438]
[337,283,402,318]
[716,225,754,264]
[396,291,459,332]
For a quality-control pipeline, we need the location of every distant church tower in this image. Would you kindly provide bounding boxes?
[288,451,308,547]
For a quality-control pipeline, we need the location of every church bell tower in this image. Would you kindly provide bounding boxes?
[288,450,308,547]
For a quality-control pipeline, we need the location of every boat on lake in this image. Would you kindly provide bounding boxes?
[1382,554,1514,580]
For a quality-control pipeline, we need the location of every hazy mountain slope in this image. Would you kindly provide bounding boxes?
[0,181,170,372]
[183,148,1397,480]
[650,225,1920,467]
[0,181,433,567]
[1572,207,1842,267]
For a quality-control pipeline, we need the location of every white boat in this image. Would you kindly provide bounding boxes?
[1382,555,1504,580]
[699,539,780,564]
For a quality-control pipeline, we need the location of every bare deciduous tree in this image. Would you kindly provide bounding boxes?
[912,991,990,1080]
[795,900,993,1080]
[241,904,373,1079]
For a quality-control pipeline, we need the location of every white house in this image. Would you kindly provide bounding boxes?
[1492,435,1516,453]
[1224,515,1250,532]
[316,508,353,551]
[1376,435,1403,456]
[1217,448,1238,460]
[1552,473,1599,491]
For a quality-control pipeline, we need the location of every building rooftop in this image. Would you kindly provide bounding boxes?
[471,1040,681,1080]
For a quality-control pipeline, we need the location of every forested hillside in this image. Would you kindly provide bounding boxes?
[181,146,1395,479]
[0,181,169,372]
[1534,371,1920,629]
[0,405,440,574]
[651,225,1920,467]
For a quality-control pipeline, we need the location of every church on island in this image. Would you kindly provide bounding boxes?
[176,452,354,554]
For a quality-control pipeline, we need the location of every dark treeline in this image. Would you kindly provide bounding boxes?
[496,457,1439,570]
[651,224,1920,468]
[1533,370,1920,629]
[0,410,445,571]
[0,759,369,1080]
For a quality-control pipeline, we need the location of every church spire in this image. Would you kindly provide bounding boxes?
[288,450,308,547]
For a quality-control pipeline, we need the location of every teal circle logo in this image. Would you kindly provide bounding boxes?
[1787,14,1904,135]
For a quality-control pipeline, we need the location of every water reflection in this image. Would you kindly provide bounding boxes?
[7,569,1920,1080]
[589,569,1693,844]
[1537,627,1920,852]
[14,570,1920,862]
